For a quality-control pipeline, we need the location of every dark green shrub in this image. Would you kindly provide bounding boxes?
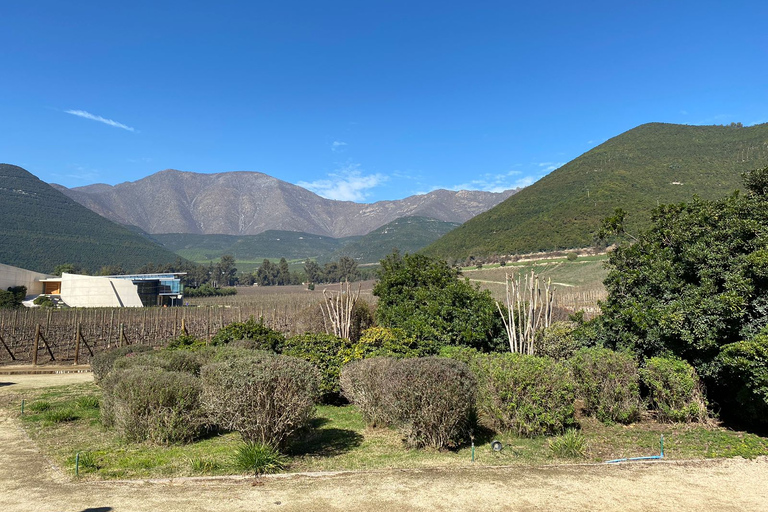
[566,252,578,261]
[200,353,319,448]
[477,353,576,437]
[640,356,709,423]
[211,317,285,350]
[184,285,237,297]
[232,442,287,476]
[349,299,376,343]
[350,327,436,360]
[282,333,351,402]
[101,368,205,444]
[387,357,477,449]
[439,345,483,367]
[166,333,207,350]
[716,335,768,428]
[91,345,154,383]
[0,286,26,309]
[536,322,583,360]
[113,349,204,376]
[340,357,399,427]
[33,295,54,308]
[374,252,503,351]
[569,348,642,424]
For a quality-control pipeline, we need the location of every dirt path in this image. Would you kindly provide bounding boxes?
[1,373,766,512]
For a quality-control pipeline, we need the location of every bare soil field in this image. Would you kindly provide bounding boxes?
[1,372,766,512]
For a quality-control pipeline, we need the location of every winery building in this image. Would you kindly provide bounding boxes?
[0,263,184,307]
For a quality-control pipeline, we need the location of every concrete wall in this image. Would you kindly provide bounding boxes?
[59,273,144,307]
[0,263,50,297]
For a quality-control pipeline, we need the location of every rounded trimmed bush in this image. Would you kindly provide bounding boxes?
[113,349,204,375]
[200,353,319,448]
[211,317,285,350]
[640,356,709,423]
[536,321,582,360]
[477,353,576,437]
[91,345,153,383]
[569,348,642,424]
[387,357,477,449]
[716,335,768,428]
[282,333,351,402]
[350,327,435,360]
[101,368,205,444]
[340,357,399,427]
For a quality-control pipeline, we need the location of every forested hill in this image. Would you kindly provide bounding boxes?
[423,122,768,260]
[0,164,183,273]
[329,216,460,264]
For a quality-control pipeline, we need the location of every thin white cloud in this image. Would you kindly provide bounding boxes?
[431,162,564,194]
[537,162,565,173]
[65,109,135,132]
[298,164,387,202]
[429,170,530,194]
[331,140,348,152]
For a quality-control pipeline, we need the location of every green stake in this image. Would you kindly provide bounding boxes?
[75,452,80,477]
[21,399,25,415]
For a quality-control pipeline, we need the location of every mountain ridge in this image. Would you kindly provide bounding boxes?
[53,170,517,238]
[423,122,768,260]
[0,164,182,273]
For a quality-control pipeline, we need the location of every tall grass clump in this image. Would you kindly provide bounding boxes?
[200,352,319,448]
[549,428,587,458]
[640,356,709,423]
[570,348,642,424]
[232,442,287,476]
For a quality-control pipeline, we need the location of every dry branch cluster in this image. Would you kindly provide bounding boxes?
[496,271,555,354]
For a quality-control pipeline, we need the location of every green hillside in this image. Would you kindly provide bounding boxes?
[153,231,359,263]
[155,217,458,266]
[330,216,460,263]
[0,164,183,273]
[423,122,768,260]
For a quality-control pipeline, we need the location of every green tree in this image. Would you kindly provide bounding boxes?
[595,168,768,372]
[53,263,83,276]
[277,258,291,285]
[589,167,768,426]
[99,265,127,276]
[0,286,26,309]
[304,260,322,284]
[217,254,237,286]
[256,259,276,286]
[373,251,502,351]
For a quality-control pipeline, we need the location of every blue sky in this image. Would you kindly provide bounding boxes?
[2,1,767,202]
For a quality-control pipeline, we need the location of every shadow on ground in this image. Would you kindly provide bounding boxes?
[287,418,364,457]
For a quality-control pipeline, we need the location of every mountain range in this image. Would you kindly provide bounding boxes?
[53,170,516,238]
